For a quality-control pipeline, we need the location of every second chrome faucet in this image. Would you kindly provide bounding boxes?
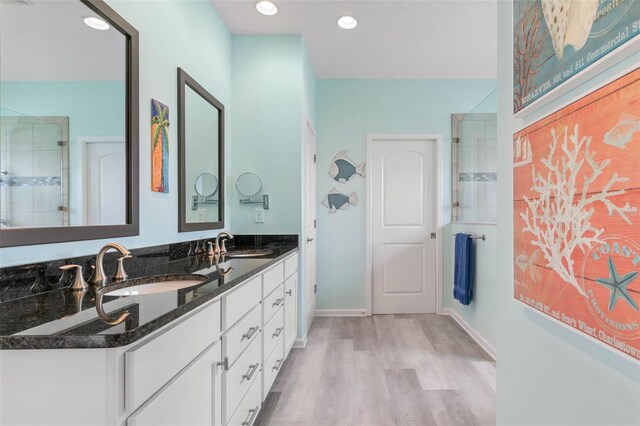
[90,242,132,287]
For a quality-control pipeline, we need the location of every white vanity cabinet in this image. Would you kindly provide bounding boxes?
[0,250,298,426]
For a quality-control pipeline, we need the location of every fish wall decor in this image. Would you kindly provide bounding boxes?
[321,188,358,214]
[328,150,365,183]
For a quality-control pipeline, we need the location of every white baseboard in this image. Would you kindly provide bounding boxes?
[315,309,367,317]
[442,308,496,361]
[293,334,307,348]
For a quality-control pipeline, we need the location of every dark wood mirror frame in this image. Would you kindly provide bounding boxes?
[177,68,225,232]
[0,0,139,248]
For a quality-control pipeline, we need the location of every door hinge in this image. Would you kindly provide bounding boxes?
[314,219,317,228]
[313,154,317,163]
[452,137,460,144]
[430,232,437,239]
[314,284,317,294]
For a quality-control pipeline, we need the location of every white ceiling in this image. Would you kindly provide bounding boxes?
[211,0,497,80]
[0,0,125,81]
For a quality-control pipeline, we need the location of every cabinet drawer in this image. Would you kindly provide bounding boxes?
[227,372,261,426]
[263,307,284,361]
[223,276,261,329]
[223,304,262,367]
[263,333,284,401]
[284,253,298,279]
[127,343,219,426]
[262,262,284,297]
[224,330,262,424]
[125,301,220,412]
[263,283,284,324]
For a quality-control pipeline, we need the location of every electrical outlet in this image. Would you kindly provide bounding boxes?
[254,208,265,223]
[196,209,206,222]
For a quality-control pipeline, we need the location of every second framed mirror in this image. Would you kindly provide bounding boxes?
[178,68,224,232]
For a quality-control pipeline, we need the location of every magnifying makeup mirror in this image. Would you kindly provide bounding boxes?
[236,172,269,209]
[194,172,218,197]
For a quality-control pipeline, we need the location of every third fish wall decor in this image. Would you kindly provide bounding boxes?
[328,150,365,183]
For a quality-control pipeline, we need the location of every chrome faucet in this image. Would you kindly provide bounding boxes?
[90,243,132,287]
[214,231,234,256]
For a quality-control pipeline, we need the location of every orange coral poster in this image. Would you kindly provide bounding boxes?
[513,67,640,361]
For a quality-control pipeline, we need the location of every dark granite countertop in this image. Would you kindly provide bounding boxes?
[0,236,298,350]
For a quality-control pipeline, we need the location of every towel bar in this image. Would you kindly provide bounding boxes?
[453,233,485,241]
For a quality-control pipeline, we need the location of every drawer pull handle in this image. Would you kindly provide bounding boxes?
[272,327,283,338]
[242,363,260,381]
[242,406,260,426]
[286,289,292,296]
[273,358,284,371]
[242,326,260,341]
[272,298,283,307]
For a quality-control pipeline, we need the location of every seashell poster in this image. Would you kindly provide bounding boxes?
[513,0,640,114]
[513,66,640,361]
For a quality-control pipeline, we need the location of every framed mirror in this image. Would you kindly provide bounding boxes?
[0,0,139,247]
[178,68,224,232]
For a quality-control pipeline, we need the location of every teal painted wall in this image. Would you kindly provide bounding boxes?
[229,35,304,235]
[0,81,125,226]
[315,79,496,310]
[0,0,232,266]
[496,2,640,424]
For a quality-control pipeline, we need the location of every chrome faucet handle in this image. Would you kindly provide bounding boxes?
[214,232,234,256]
[207,241,216,257]
[220,239,228,254]
[90,243,131,287]
[59,264,88,291]
[113,254,132,281]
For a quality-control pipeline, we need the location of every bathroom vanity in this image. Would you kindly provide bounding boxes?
[0,239,299,426]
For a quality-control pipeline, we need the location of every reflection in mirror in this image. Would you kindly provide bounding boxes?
[0,0,138,246]
[178,68,224,232]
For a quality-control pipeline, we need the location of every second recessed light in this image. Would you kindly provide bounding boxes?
[256,1,278,16]
[337,15,357,30]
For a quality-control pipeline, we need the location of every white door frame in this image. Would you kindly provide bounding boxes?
[304,120,317,335]
[365,133,444,316]
[77,136,125,225]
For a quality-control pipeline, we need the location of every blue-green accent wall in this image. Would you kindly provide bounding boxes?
[315,79,496,310]
[496,1,640,424]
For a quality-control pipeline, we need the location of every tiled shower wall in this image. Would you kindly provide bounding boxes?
[451,113,497,224]
[0,116,69,228]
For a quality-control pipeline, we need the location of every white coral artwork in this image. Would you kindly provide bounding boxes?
[520,124,637,296]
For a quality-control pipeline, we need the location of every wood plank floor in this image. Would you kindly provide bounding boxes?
[256,314,496,426]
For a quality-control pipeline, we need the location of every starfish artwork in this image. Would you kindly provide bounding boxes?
[595,257,639,312]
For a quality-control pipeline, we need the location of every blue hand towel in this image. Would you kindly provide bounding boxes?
[454,233,474,305]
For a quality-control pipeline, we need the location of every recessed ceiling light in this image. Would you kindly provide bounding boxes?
[83,16,110,31]
[337,15,357,30]
[255,1,278,16]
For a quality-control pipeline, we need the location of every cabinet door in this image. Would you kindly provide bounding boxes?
[127,344,221,426]
[284,275,297,356]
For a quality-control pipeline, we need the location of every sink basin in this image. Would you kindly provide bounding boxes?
[225,249,273,258]
[103,274,208,296]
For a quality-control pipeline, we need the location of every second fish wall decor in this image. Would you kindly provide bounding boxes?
[321,188,358,214]
[151,99,170,193]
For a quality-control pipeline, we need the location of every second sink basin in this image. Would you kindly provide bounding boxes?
[103,274,208,296]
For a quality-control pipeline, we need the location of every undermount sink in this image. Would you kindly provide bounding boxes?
[103,274,208,296]
[225,249,273,258]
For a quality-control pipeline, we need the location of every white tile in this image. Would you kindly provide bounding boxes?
[485,182,497,209]
[485,208,497,224]
[0,186,6,213]
[475,182,487,207]
[0,150,6,173]
[34,150,61,176]
[33,212,62,227]
[486,147,497,173]
[458,182,476,208]
[34,186,61,212]
[33,124,63,150]
[8,186,33,212]
[5,124,33,150]
[6,151,33,176]
[458,147,475,173]
[8,212,33,227]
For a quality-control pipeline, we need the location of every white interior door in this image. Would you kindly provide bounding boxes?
[305,122,317,332]
[84,139,126,225]
[371,136,437,314]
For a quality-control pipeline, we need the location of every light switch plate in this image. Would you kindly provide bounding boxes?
[254,208,265,223]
